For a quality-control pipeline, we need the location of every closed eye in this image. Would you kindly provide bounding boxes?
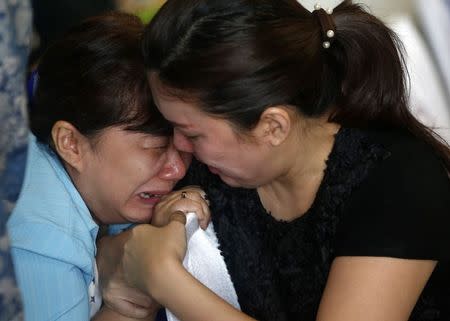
[185,134,200,140]
[177,129,200,140]
[153,144,169,150]
[141,136,170,149]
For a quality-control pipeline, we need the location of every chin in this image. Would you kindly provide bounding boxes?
[124,210,153,224]
[218,175,246,188]
[221,173,261,189]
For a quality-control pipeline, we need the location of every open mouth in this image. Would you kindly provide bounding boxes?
[138,192,164,199]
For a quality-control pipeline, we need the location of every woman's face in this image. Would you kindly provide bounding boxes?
[150,79,275,188]
[79,127,191,224]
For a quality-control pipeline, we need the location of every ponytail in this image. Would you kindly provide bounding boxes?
[330,1,408,127]
[328,0,450,169]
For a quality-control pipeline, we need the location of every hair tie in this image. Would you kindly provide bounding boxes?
[312,3,336,49]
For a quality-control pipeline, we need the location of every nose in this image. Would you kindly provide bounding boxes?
[173,128,194,153]
[158,140,191,181]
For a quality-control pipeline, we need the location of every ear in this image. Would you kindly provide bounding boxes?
[51,121,90,172]
[254,107,292,146]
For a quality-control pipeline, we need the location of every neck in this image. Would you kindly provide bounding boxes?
[65,164,103,226]
[258,120,340,221]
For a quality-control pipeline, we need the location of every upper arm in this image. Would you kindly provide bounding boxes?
[322,136,449,320]
[317,256,437,321]
[11,248,89,321]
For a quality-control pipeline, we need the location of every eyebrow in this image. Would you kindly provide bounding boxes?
[170,121,192,129]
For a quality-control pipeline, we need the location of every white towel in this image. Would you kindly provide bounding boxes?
[165,213,240,321]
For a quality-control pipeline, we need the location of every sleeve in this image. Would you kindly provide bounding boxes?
[107,223,134,236]
[335,139,450,261]
[10,248,90,321]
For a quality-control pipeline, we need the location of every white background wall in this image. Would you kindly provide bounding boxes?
[299,0,414,20]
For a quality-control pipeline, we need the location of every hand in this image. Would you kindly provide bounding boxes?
[123,212,187,298]
[97,232,161,318]
[123,214,256,321]
[152,186,210,229]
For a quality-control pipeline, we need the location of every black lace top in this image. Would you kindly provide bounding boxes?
[179,127,450,321]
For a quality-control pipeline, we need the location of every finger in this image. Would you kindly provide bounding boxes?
[201,191,210,206]
[158,189,188,204]
[157,189,201,210]
[167,198,204,215]
[177,187,205,201]
[191,200,208,230]
[153,192,207,227]
[179,189,210,229]
[152,194,190,225]
[198,193,211,230]
[104,299,151,318]
[178,190,209,211]
[169,210,187,225]
[186,189,208,204]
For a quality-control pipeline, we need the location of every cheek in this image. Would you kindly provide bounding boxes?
[130,154,166,180]
[198,140,225,158]
[103,153,163,188]
[181,152,193,168]
[226,145,263,172]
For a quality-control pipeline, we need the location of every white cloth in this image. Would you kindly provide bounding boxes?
[89,261,102,318]
[165,213,240,321]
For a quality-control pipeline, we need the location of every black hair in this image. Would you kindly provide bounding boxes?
[143,0,449,169]
[30,11,171,146]
[29,0,115,66]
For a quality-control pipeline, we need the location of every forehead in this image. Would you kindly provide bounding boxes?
[149,77,207,124]
[148,72,192,103]
[93,126,166,146]
[148,73,249,138]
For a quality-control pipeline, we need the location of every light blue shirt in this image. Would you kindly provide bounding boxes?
[7,135,100,321]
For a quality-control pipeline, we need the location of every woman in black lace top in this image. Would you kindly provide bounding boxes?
[107,1,450,320]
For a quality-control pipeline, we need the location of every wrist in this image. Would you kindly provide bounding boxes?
[147,257,186,304]
[96,236,115,279]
